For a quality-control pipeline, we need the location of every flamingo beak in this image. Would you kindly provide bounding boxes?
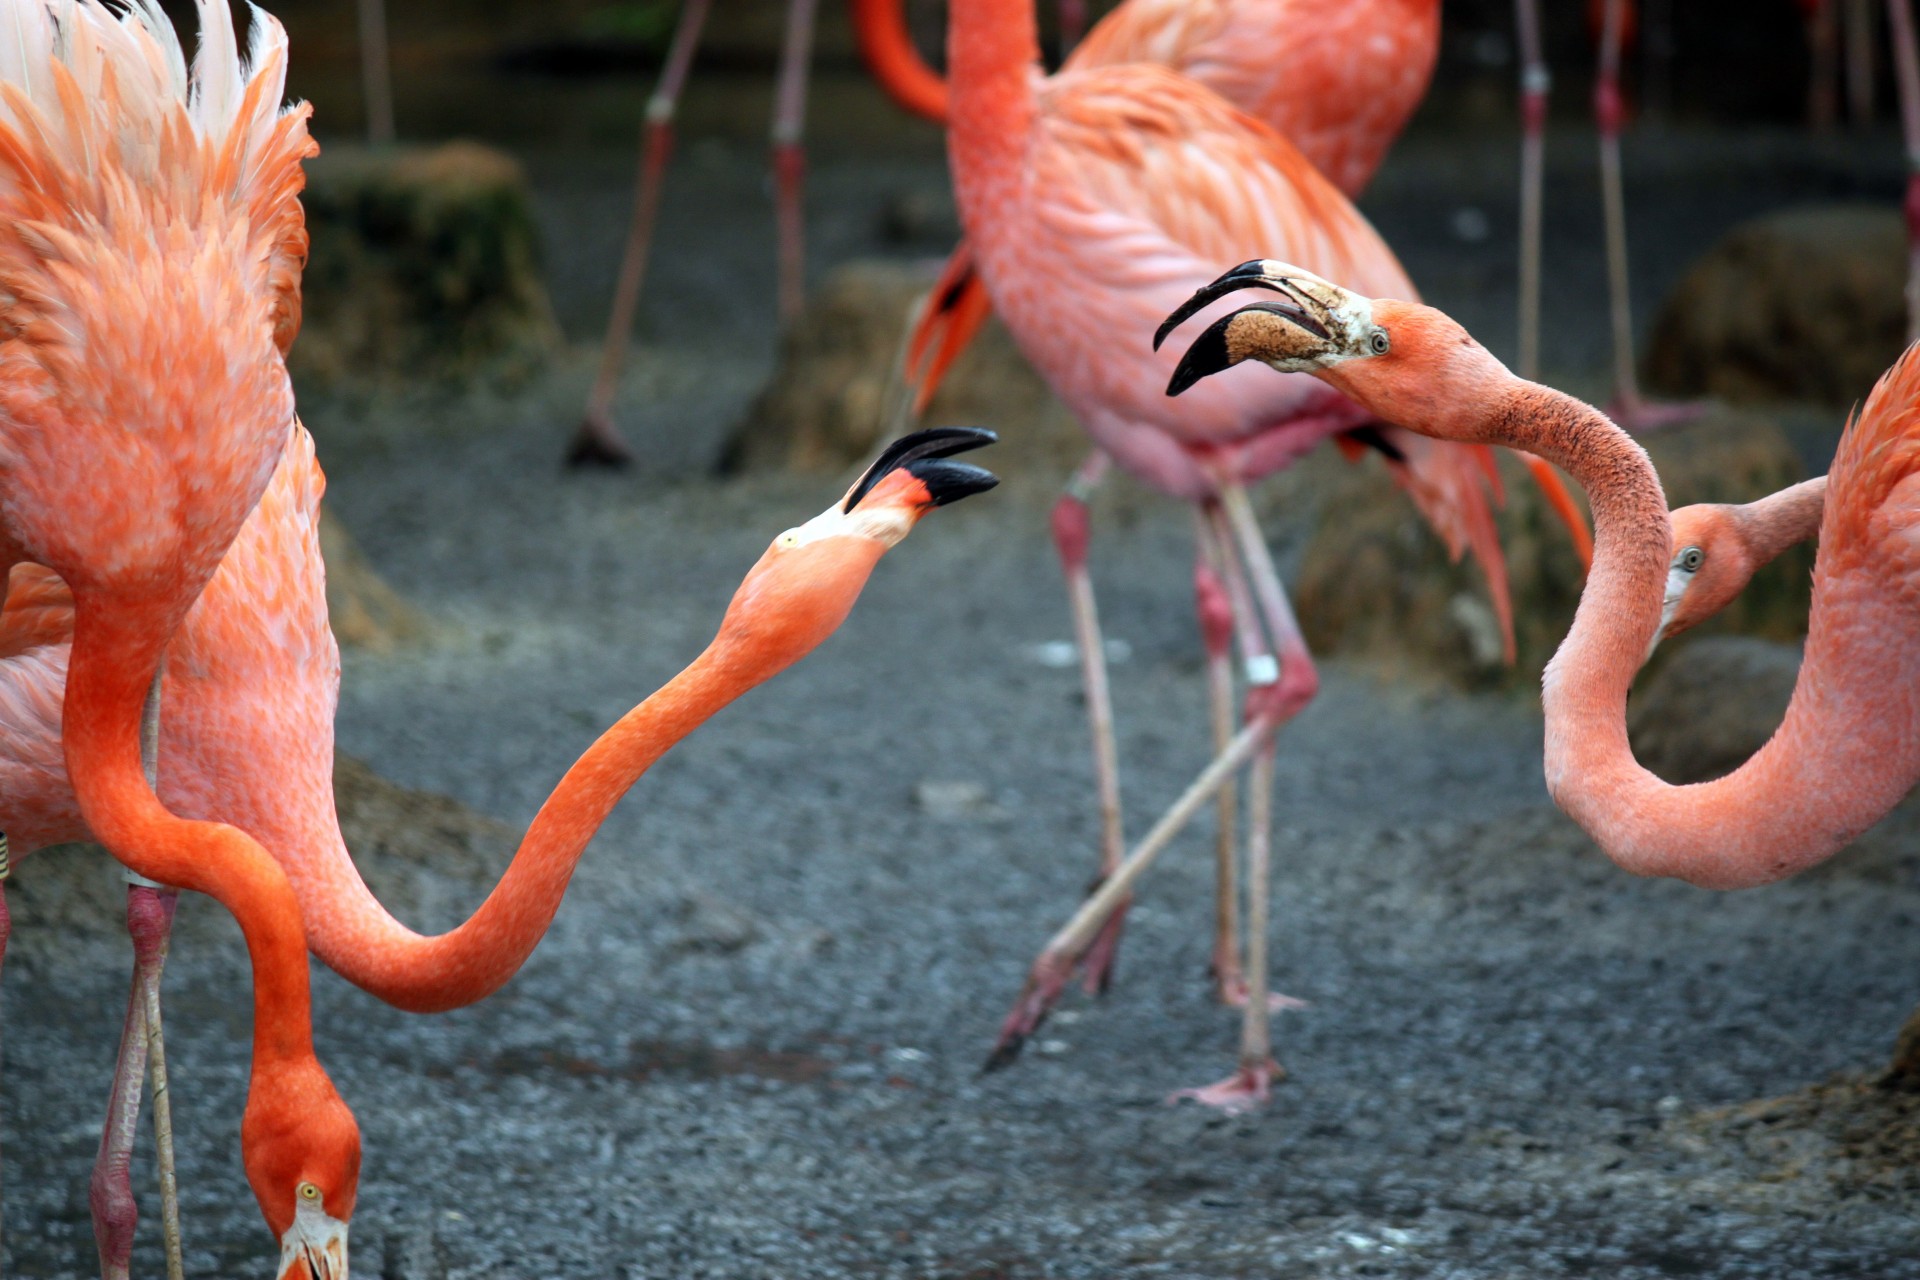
[1159,262,1384,395]
[277,1206,349,1280]
[840,426,1000,513]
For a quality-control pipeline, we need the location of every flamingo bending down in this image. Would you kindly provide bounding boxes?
[6,426,997,1015]
[0,1,363,1275]
[571,0,823,466]
[944,0,1525,1109]
[1656,478,1827,645]
[1163,258,1920,890]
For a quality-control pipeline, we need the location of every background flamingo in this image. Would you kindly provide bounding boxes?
[937,0,1527,1110]
[0,2,360,1274]
[570,0,823,465]
[1165,258,1920,890]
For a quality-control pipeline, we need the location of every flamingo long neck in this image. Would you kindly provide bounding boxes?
[947,0,1041,236]
[854,0,949,122]
[1467,379,1914,888]
[1737,475,1828,568]
[301,644,765,1013]
[63,597,317,1072]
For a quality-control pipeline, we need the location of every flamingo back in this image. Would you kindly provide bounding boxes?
[0,0,315,612]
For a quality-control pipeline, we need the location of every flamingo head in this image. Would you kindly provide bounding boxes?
[1158,261,1509,442]
[1653,503,1750,650]
[242,1060,359,1280]
[710,427,998,676]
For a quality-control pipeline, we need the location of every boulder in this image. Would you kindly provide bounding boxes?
[1626,636,1801,784]
[294,142,561,386]
[723,259,1082,477]
[320,506,430,651]
[1644,205,1907,408]
[1290,404,1814,687]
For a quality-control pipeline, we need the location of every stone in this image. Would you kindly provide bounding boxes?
[1644,205,1907,408]
[1289,404,1814,687]
[319,506,430,651]
[293,142,561,386]
[1888,1005,1920,1092]
[1626,636,1801,784]
[723,258,1082,477]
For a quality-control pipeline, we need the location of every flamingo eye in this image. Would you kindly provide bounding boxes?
[1368,331,1390,355]
[776,531,801,549]
[298,1181,322,1203]
[1679,547,1703,572]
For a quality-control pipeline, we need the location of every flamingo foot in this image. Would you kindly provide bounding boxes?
[984,950,1074,1072]
[1606,394,1711,435]
[1078,883,1128,996]
[566,410,636,469]
[1168,1058,1283,1114]
[1216,972,1308,1015]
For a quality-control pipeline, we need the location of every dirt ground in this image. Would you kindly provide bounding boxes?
[3,68,1917,1279]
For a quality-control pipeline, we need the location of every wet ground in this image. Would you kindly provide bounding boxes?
[3,71,1918,1279]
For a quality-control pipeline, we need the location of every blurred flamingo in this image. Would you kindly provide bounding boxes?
[0,2,363,1276]
[571,0,823,465]
[940,0,1528,1111]
[1164,259,1920,890]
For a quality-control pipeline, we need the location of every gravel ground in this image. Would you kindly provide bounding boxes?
[2,96,1916,1278]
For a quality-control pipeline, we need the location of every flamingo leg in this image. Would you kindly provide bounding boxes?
[1513,0,1548,382]
[91,672,184,1280]
[1849,0,1879,126]
[1191,511,1240,1003]
[1050,453,1130,996]
[771,0,818,325]
[987,486,1309,1078]
[1888,0,1920,344]
[1810,0,1841,131]
[1594,0,1704,431]
[1057,0,1087,55]
[356,0,395,145]
[571,0,715,468]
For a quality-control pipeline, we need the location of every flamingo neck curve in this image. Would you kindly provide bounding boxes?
[852,0,949,122]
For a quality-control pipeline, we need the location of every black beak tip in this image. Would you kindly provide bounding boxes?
[906,458,999,506]
[1166,322,1232,397]
[846,426,1000,512]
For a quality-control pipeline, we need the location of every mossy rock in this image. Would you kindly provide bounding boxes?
[319,505,430,651]
[295,141,561,386]
[1644,205,1907,408]
[1291,404,1815,688]
[724,259,1082,477]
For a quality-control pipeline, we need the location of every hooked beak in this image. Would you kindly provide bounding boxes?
[842,426,1000,513]
[278,1209,348,1280]
[1156,262,1379,395]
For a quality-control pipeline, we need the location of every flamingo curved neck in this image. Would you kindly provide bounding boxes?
[1475,379,1912,889]
[301,642,764,1013]
[947,0,1041,222]
[853,0,949,122]
[64,598,317,1069]
[1737,475,1828,568]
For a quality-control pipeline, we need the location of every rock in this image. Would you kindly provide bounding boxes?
[1290,404,1814,687]
[1626,636,1801,784]
[723,259,1082,477]
[1644,205,1907,407]
[668,891,764,955]
[1888,1005,1920,1092]
[912,779,1001,820]
[293,142,561,386]
[319,506,430,651]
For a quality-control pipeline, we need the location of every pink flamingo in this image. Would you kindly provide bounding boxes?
[1163,257,1920,891]
[942,0,1527,1111]
[0,1,365,1275]
[571,0,823,466]
[1656,478,1827,645]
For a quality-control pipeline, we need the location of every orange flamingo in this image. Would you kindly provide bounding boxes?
[1656,478,1827,645]
[0,2,360,1276]
[1165,259,1920,890]
[943,0,1527,1111]
[5,426,996,1006]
